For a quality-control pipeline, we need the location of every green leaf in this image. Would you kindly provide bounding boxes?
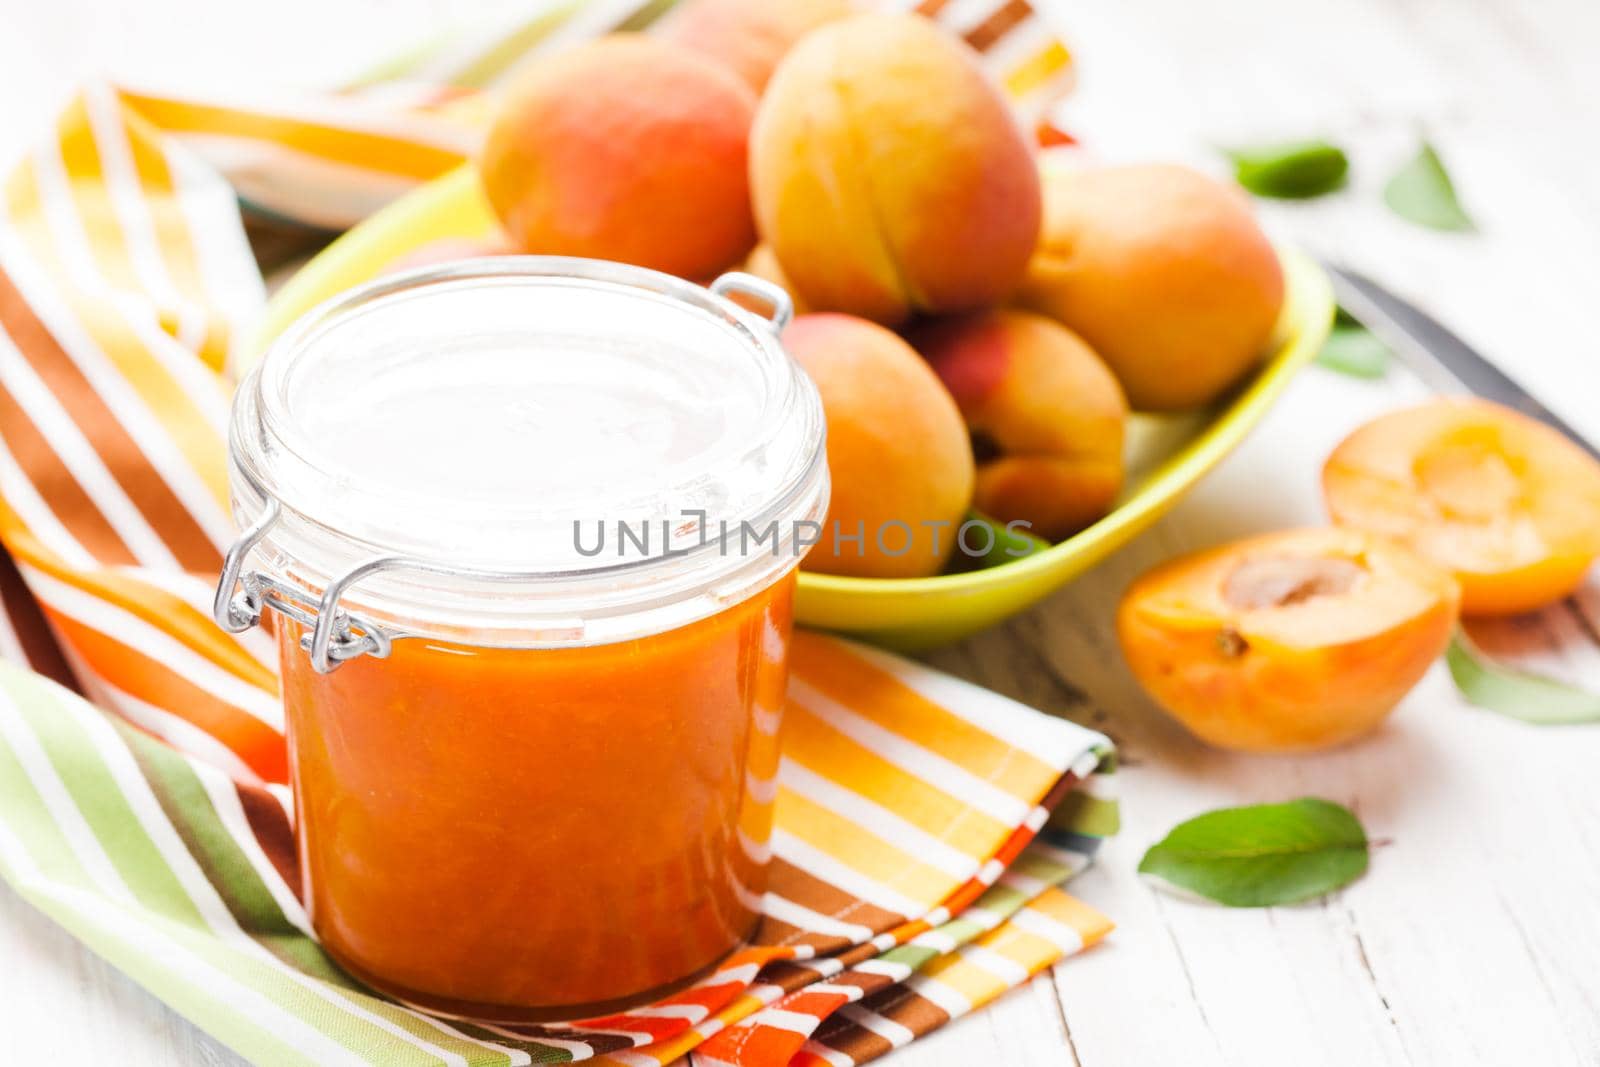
[1226,140,1349,199]
[962,511,1049,570]
[1317,321,1391,379]
[1383,142,1475,231]
[1446,630,1600,724]
[1139,798,1369,907]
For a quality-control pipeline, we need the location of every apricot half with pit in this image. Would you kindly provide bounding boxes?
[1118,528,1459,752]
[1324,398,1600,616]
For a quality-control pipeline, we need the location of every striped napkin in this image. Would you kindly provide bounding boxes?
[0,1,1112,1064]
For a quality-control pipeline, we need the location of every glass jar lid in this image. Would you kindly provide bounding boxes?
[220,257,827,657]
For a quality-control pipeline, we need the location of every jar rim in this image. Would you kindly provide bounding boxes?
[225,256,828,648]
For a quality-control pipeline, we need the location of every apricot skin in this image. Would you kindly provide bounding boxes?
[783,313,975,579]
[660,0,854,92]
[749,14,1040,325]
[480,36,757,279]
[1118,528,1459,752]
[911,309,1127,542]
[1016,163,1284,412]
[1324,398,1600,616]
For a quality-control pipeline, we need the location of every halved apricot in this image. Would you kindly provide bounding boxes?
[1117,528,1459,752]
[1323,398,1600,616]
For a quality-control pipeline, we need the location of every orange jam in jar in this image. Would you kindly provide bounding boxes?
[215,259,826,1020]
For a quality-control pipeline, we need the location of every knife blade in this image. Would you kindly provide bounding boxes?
[1324,263,1600,462]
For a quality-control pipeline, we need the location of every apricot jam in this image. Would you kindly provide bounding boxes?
[215,259,826,1019]
[281,575,792,1018]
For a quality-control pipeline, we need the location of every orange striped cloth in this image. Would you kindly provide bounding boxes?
[0,2,1109,1065]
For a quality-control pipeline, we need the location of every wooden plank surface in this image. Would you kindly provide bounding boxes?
[2,1,1599,1064]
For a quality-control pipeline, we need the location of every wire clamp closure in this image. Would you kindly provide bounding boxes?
[212,499,394,674]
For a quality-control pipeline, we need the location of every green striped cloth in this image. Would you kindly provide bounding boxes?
[0,1,1103,1064]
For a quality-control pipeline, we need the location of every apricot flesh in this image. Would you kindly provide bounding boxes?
[783,313,974,579]
[1323,398,1600,616]
[1016,163,1284,411]
[749,14,1040,325]
[911,309,1127,542]
[1118,528,1459,752]
[480,35,757,279]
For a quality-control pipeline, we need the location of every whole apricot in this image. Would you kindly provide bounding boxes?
[1016,163,1285,411]
[480,35,757,279]
[784,313,974,578]
[660,0,855,92]
[1118,528,1459,752]
[911,309,1127,542]
[1324,398,1600,616]
[750,14,1040,325]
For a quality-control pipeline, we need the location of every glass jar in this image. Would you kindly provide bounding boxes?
[213,258,827,1021]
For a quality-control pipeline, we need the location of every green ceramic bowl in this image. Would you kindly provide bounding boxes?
[262,165,1335,650]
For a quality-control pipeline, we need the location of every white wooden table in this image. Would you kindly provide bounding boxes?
[3,1,1600,1064]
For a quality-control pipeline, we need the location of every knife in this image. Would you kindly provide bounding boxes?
[1324,263,1600,462]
